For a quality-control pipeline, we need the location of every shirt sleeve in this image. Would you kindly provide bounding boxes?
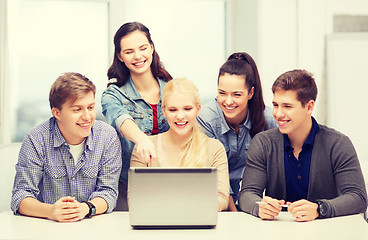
[11,134,45,213]
[197,105,217,139]
[321,135,367,218]
[101,86,134,132]
[88,131,122,213]
[130,144,148,167]
[238,134,268,217]
[209,139,230,211]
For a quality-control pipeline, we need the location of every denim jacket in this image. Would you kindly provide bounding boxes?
[101,77,170,183]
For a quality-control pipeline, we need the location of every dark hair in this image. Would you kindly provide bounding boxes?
[218,52,268,138]
[49,72,95,110]
[272,69,317,107]
[107,21,172,87]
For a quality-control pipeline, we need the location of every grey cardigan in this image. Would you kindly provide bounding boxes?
[238,124,367,218]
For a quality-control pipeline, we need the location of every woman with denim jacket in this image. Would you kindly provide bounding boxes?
[101,22,172,210]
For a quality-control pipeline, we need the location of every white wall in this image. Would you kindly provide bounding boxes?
[230,0,368,163]
[1,0,368,152]
[257,0,298,109]
[326,33,368,161]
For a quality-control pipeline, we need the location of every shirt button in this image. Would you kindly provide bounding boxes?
[298,163,301,168]
[297,175,302,180]
[162,119,166,123]
[72,177,75,181]
[69,156,72,159]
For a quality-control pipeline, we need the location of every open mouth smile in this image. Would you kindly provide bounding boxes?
[223,105,237,112]
[77,123,91,129]
[277,119,290,127]
[175,122,188,128]
[132,60,146,68]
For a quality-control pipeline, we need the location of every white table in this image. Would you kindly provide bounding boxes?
[0,210,367,240]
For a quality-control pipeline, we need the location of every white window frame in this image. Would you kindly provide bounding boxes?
[0,0,230,144]
[0,0,10,144]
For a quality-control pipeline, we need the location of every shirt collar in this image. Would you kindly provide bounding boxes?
[214,98,251,134]
[51,117,93,151]
[284,116,320,151]
[243,111,251,128]
[304,117,320,147]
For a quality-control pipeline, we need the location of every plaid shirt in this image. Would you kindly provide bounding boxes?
[11,117,122,214]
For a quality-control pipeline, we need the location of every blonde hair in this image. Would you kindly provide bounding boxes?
[162,78,210,167]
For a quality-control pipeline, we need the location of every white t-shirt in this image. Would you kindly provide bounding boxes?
[69,140,85,165]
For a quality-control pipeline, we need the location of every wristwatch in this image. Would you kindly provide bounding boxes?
[316,201,327,218]
[83,201,96,218]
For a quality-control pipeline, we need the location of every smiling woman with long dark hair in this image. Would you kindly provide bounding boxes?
[197,52,277,211]
[101,22,172,211]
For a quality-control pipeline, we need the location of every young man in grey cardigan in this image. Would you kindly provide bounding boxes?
[238,69,367,221]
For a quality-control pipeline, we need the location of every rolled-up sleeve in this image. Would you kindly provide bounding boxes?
[11,135,45,213]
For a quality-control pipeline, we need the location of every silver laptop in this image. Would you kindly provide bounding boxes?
[128,167,218,228]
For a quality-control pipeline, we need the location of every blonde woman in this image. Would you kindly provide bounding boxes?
[131,78,230,211]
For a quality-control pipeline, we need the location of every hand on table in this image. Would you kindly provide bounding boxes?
[258,196,285,220]
[287,199,319,222]
[49,196,89,222]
